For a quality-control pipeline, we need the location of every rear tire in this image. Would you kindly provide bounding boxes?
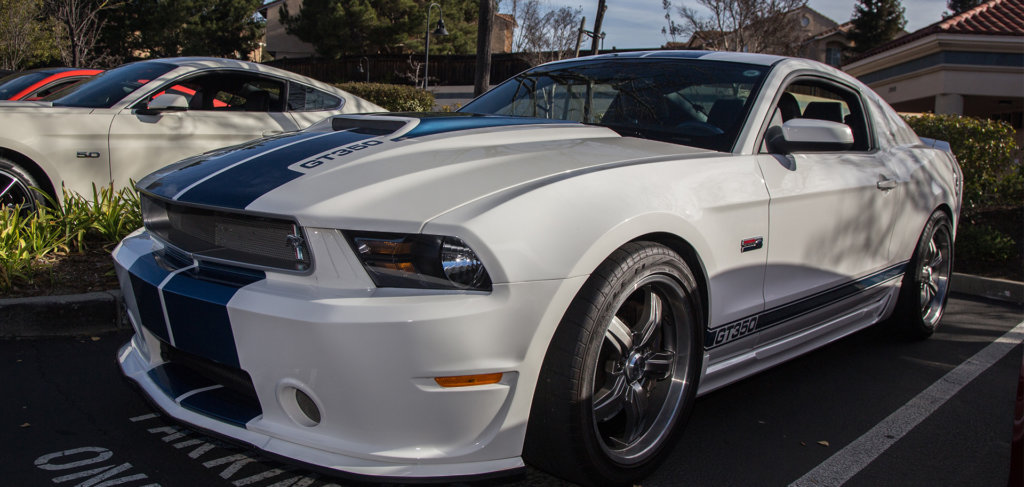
[0,157,44,213]
[524,242,702,486]
[894,210,953,339]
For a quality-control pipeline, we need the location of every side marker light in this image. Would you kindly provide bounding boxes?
[434,373,503,388]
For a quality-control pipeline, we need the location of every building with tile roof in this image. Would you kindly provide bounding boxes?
[844,0,1023,133]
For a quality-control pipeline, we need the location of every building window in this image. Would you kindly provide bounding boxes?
[826,45,842,67]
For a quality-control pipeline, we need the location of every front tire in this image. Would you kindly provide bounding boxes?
[895,210,954,338]
[524,242,702,486]
[0,157,43,213]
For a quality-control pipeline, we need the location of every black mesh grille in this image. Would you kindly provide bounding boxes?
[142,195,311,272]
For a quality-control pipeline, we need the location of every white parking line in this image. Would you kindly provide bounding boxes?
[790,319,1024,487]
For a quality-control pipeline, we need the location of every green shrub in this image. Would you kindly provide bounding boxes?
[0,184,141,294]
[955,223,1016,264]
[903,113,1023,214]
[336,82,435,112]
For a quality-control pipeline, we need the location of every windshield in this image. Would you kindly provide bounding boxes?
[461,58,769,152]
[0,72,49,99]
[49,62,176,108]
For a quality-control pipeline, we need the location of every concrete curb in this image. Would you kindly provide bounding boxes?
[951,272,1024,305]
[0,290,126,338]
[0,273,1020,338]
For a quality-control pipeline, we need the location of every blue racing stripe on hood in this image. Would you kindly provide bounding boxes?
[173,129,378,210]
[140,131,326,199]
[400,113,577,139]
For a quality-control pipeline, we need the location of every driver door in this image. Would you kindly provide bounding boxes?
[755,77,900,346]
[108,71,300,189]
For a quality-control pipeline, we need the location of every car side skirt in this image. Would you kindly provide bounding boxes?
[699,262,906,395]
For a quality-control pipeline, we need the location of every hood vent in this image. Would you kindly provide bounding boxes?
[331,117,407,135]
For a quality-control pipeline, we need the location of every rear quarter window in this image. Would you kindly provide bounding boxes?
[288,82,342,111]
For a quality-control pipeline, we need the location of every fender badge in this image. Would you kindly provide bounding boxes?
[741,237,763,253]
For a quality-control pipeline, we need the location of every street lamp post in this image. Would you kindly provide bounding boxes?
[358,56,369,83]
[423,2,448,90]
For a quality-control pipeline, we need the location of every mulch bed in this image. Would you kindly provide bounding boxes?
[3,250,119,299]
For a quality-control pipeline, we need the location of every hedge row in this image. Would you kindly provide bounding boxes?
[336,82,435,112]
[903,113,1022,214]
[904,113,1022,276]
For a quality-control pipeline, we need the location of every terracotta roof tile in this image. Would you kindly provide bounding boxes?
[939,0,1024,33]
[850,0,1023,61]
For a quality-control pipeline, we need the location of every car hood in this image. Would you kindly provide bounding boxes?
[139,113,716,231]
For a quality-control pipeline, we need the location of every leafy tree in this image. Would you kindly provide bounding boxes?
[281,0,399,57]
[279,0,479,58]
[172,0,264,58]
[946,0,982,15]
[422,0,479,55]
[0,0,59,69]
[849,0,907,53]
[99,0,264,62]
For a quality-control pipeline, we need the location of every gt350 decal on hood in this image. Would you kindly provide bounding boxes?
[138,114,583,211]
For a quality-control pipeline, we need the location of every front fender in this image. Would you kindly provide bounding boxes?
[424,155,770,328]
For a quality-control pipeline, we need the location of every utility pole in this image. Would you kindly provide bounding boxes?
[574,16,586,57]
[474,0,494,97]
[590,0,606,56]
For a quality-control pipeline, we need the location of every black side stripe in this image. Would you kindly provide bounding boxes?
[705,262,908,349]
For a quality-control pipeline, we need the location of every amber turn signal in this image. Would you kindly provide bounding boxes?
[434,373,503,388]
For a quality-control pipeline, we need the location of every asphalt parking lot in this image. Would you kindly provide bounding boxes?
[2,295,1021,487]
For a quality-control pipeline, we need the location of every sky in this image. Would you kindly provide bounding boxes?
[539,0,951,49]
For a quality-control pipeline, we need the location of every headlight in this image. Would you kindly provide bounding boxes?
[344,231,492,291]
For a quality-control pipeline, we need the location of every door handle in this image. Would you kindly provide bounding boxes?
[877,178,898,191]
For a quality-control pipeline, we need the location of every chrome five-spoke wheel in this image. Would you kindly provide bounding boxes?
[525,242,702,486]
[918,222,952,328]
[896,210,954,338]
[593,275,692,464]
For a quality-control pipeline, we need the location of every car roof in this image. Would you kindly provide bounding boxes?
[21,66,95,75]
[544,50,789,67]
[129,57,341,95]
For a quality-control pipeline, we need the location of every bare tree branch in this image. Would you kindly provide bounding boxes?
[669,0,807,55]
[513,0,582,66]
[44,0,115,67]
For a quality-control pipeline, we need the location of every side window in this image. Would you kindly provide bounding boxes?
[287,82,342,111]
[146,73,286,112]
[32,79,83,99]
[763,79,871,152]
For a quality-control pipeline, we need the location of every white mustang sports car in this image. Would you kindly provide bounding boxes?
[0,57,383,211]
[114,51,961,486]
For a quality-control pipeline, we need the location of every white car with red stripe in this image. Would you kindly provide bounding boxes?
[0,57,383,212]
[114,51,962,486]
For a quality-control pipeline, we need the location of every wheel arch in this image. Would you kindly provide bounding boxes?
[628,232,710,331]
[0,147,57,201]
[935,202,956,232]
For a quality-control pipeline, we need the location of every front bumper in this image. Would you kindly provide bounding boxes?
[113,229,585,479]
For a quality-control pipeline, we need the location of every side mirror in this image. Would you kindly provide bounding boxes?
[137,93,189,115]
[765,118,854,154]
